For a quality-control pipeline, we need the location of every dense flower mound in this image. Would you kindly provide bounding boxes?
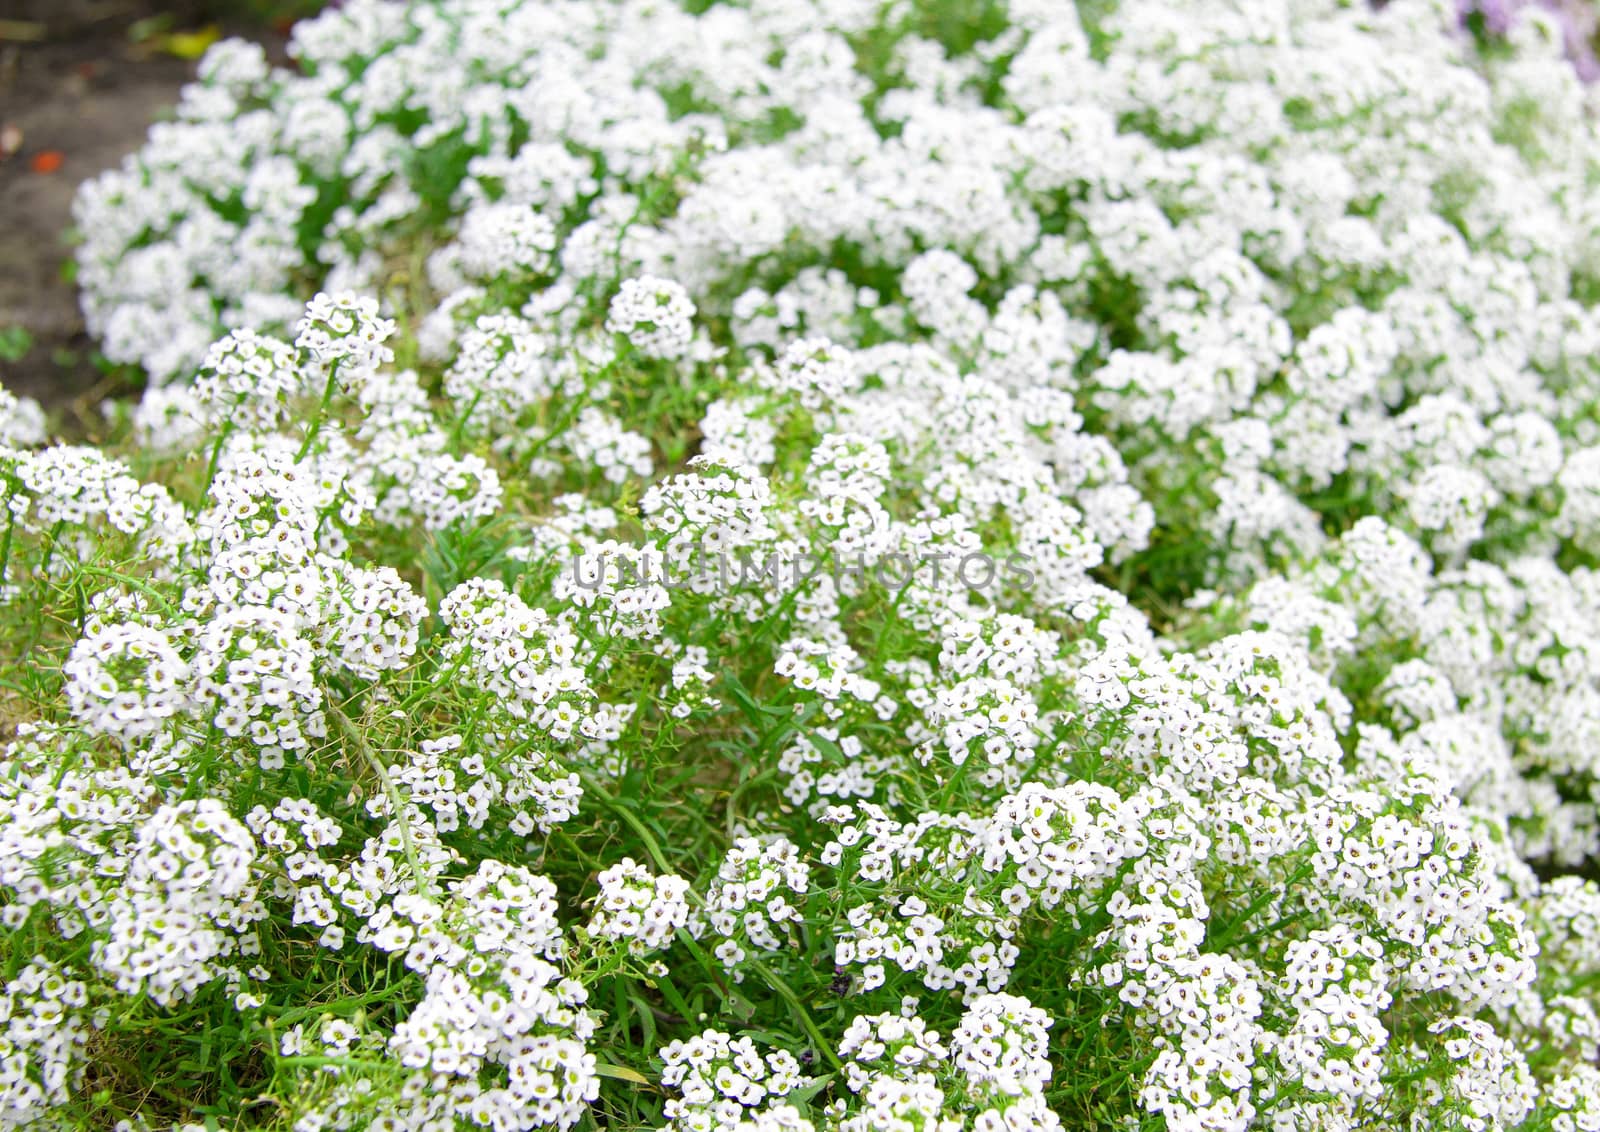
[3,0,1600,1129]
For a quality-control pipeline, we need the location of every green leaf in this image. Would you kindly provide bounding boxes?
[0,327,31,363]
[158,25,222,59]
[594,1062,652,1086]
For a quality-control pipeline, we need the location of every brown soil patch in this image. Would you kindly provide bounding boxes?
[0,0,289,416]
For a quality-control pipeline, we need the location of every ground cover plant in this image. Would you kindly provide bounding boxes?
[8,0,1600,1128]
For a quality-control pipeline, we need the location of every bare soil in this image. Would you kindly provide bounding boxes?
[0,0,287,418]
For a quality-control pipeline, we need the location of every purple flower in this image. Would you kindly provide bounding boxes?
[1456,0,1600,80]
[1466,0,1520,35]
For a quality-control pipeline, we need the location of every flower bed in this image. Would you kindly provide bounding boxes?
[5,0,1600,1129]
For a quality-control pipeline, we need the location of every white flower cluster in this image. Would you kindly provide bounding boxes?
[193,329,307,432]
[93,799,263,1007]
[13,0,1600,1128]
[0,959,94,1130]
[657,1031,810,1132]
[833,994,1060,1132]
[1414,1016,1538,1131]
[0,444,193,586]
[693,837,810,979]
[281,856,600,1132]
[820,804,1009,995]
[387,951,597,1129]
[607,276,698,361]
[63,620,189,745]
[586,857,693,957]
[431,579,631,827]
[0,387,47,448]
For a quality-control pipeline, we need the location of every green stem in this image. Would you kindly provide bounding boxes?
[577,768,674,876]
[446,389,485,451]
[296,359,344,462]
[746,958,842,1071]
[36,519,64,581]
[0,503,15,591]
[201,422,233,497]
[578,769,840,1070]
[74,565,177,616]
[1210,859,1314,950]
[935,751,976,811]
[1225,908,1311,950]
[274,1055,398,1072]
[519,397,590,463]
[331,705,427,897]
